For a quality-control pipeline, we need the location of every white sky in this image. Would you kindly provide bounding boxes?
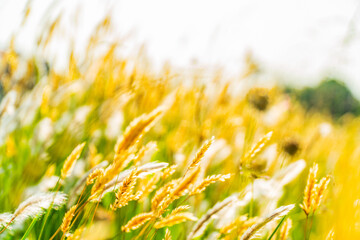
[1,0,360,95]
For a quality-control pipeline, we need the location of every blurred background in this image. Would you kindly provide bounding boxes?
[1,0,360,93]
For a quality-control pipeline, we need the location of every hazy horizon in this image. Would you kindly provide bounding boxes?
[1,0,360,96]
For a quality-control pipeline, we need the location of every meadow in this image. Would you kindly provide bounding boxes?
[0,10,359,240]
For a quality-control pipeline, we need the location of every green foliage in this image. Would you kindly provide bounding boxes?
[286,79,360,118]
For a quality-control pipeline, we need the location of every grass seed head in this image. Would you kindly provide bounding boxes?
[186,137,214,173]
[61,142,86,179]
[61,204,77,233]
[154,212,197,229]
[190,173,231,196]
[121,212,155,232]
[300,163,318,215]
[312,175,331,212]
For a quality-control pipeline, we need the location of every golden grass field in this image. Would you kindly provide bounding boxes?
[0,9,359,240]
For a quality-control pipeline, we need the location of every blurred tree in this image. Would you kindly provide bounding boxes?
[285,79,360,118]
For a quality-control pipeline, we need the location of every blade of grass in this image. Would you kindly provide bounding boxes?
[21,215,40,240]
[38,179,60,240]
[267,215,287,240]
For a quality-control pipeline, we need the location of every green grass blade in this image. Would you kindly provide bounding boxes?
[21,215,39,240]
[267,215,287,240]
